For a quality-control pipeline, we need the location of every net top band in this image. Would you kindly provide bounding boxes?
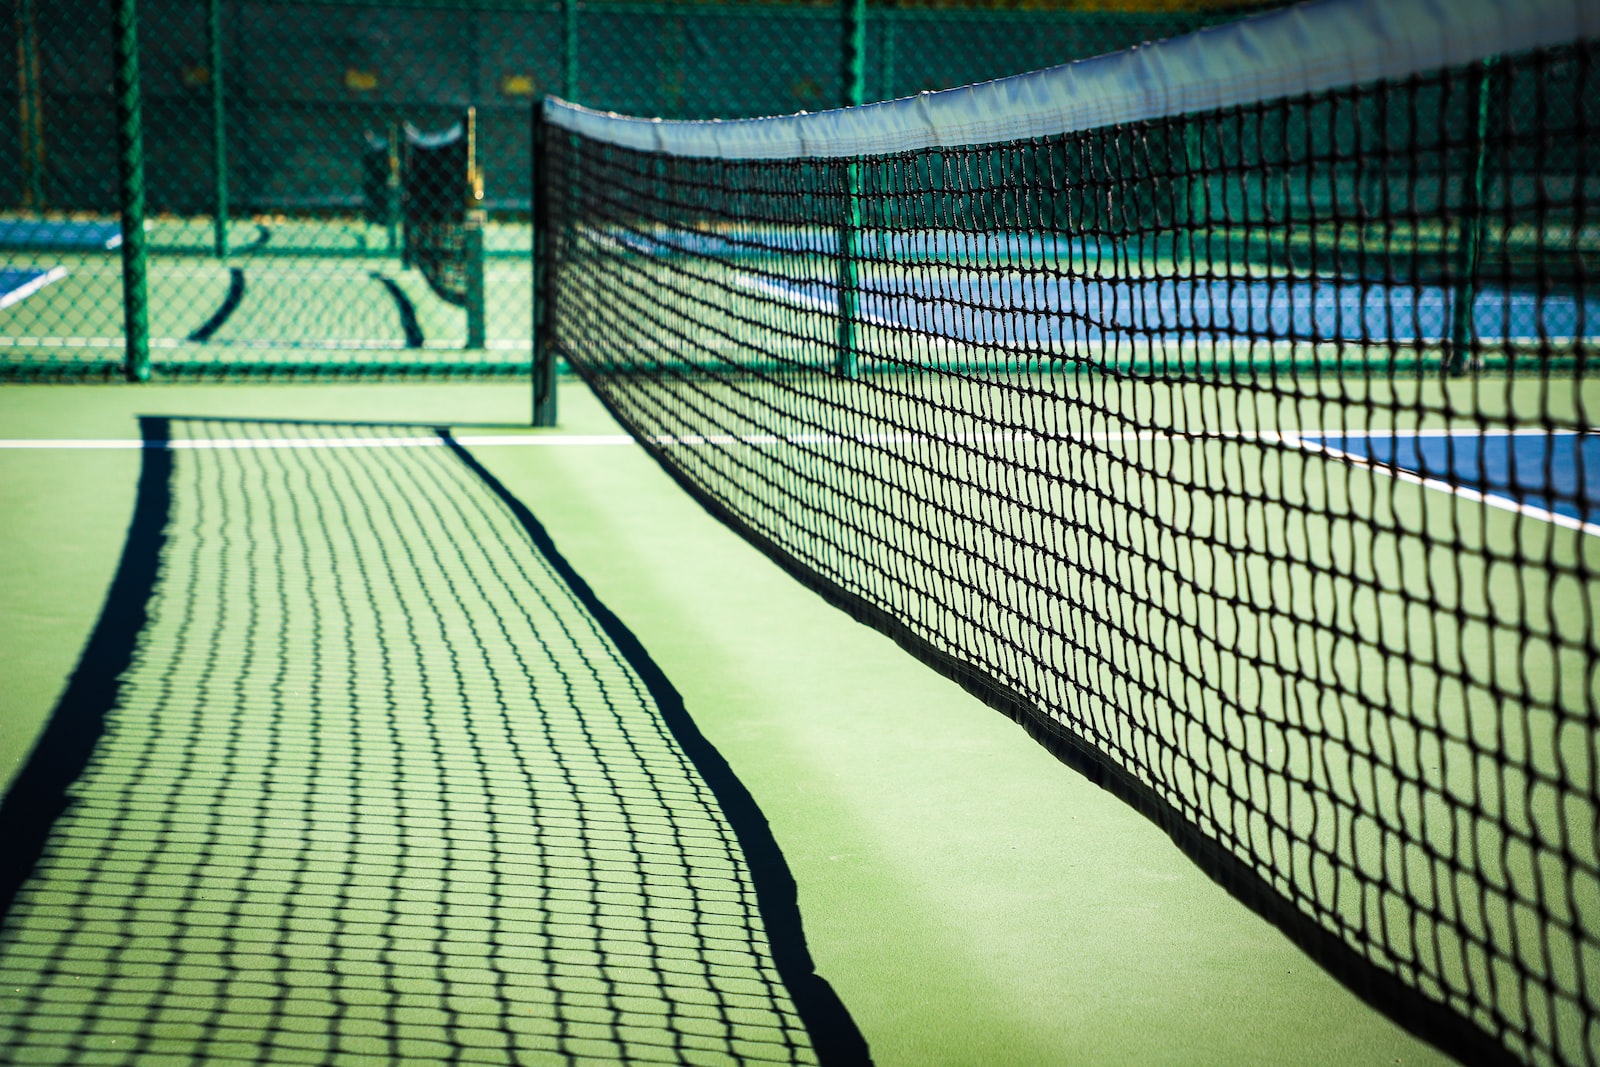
[543,0,1598,160]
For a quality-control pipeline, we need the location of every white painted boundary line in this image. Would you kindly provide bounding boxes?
[0,336,532,352]
[0,425,1583,450]
[1290,435,1600,538]
[0,434,637,451]
[2,427,1590,533]
[0,267,68,311]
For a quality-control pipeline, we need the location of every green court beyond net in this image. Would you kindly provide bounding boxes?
[534,0,1600,1063]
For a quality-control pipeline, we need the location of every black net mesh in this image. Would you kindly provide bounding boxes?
[402,116,477,309]
[540,35,1600,1067]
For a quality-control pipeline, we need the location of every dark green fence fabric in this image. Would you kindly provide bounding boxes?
[0,0,1237,379]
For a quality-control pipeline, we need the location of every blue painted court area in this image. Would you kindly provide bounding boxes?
[748,273,1600,347]
[0,218,121,251]
[609,224,1598,345]
[1302,430,1600,528]
[0,267,67,310]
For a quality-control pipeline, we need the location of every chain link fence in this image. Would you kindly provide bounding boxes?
[0,0,1248,380]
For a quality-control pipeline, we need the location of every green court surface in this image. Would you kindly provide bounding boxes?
[0,380,1461,1065]
[1,217,534,378]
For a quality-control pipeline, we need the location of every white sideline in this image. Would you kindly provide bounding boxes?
[0,426,1592,535]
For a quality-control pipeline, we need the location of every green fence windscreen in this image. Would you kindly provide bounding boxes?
[0,0,1237,379]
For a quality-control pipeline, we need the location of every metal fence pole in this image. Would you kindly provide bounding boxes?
[111,0,151,382]
[1446,56,1498,377]
[844,0,866,107]
[834,0,867,378]
[531,106,558,427]
[18,0,46,209]
[464,107,486,350]
[561,0,578,101]
[209,0,230,259]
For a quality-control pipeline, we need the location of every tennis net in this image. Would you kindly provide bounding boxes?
[402,109,482,307]
[535,0,1600,1063]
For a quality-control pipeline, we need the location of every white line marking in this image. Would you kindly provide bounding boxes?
[0,336,530,352]
[5,427,1591,532]
[1287,435,1600,537]
[0,267,68,310]
[2,427,1589,449]
[0,434,639,450]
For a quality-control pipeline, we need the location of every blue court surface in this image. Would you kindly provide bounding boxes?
[601,225,1598,346]
[0,218,121,251]
[1301,430,1600,528]
[748,273,1600,346]
[0,267,67,310]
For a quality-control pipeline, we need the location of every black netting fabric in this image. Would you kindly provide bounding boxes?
[539,22,1600,1067]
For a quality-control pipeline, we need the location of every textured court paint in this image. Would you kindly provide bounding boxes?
[471,385,1460,1067]
[0,408,849,1063]
[0,381,1460,1065]
[0,450,139,793]
[0,382,539,795]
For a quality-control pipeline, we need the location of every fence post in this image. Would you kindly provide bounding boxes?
[19,0,46,209]
[385,122,401,254]
[111,0,151,382]
[465,211,487,349]
[209,0,229,259]
[561,0,578,101]
[843,0,866,107]
[531,106,558,427]
[1445,56,1497,377]
[463,107,486,349]
[834,0,867,379]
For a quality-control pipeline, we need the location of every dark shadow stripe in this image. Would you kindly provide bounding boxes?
[187,267,246,343]
[0,416,172,918]
[573,379,1518,1067]
[441,432,874,1067]
[371,273,425,348]
[236,224,271,254]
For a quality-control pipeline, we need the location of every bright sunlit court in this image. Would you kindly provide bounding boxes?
[2,0,1598,1064]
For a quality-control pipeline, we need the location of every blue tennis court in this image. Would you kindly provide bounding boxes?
[0,218,121,251]
[0,267,66,311]
[748,272,1600,346]
[1302,430,1600,527]
[601,223,1599,346]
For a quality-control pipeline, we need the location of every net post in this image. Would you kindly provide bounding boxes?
[1445,56,1498,377]
[208,0,229,259]
[531,103,558,427]
[111,0,150,382]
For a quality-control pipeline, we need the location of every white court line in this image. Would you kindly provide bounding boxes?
[1,426,1585,450]
[1285,433,1600,538]
[0,267,68,311]
[0,336,531,352]
[0,434,636,451]
[4,427,1593,533]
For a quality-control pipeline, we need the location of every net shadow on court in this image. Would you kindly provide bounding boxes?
[0,416,866,1066]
